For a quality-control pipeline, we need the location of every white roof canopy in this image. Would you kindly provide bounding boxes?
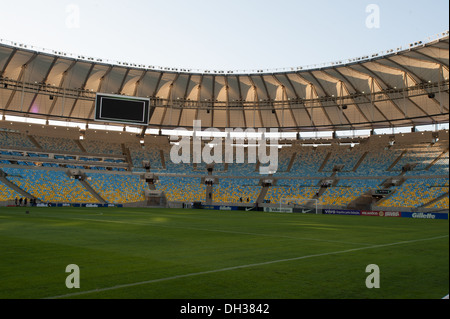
[0,34,448,131]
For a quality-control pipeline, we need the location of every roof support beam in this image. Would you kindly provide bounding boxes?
[210,75,216,125]
[152,72,164,98]
[258,75,280,128]
[247,76,263,128]
[176,74,192,127]
[406,51,449,73]
[0,48,17,78]
[382,57,425,84]
[133,70,148,97]
[382,59,447,115]
[87,65,113,119]
[340,65,393,126]
[271,74,299,129]
[326,67,372,125]
[358,62,416,120]
[280,73,313,128]
[305,71,335,129]
[26,56,58,113]
[336,80,353,129]
[5,52,38,111]
[224,76,230,128]
[160,74,180,127]
[117,68,131,94]
[313,70,353,129]
[66,63,96,118]
[47,60,77,116]
[235,75,247,128]
[367,76,393,126]
[194,75,203,122]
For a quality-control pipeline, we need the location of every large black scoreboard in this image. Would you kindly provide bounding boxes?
[95,93,150,125]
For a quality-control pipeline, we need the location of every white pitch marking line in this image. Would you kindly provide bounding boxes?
[44,234,448,299]
[70,217,375,246]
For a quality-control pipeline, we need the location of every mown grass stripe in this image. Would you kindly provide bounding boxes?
[45,235,448,299]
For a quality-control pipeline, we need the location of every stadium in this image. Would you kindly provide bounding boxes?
[0,4,448,304]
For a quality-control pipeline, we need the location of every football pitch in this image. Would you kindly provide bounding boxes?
[0,207,448,299]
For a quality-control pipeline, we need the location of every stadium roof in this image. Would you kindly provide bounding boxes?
[0,32,448,132]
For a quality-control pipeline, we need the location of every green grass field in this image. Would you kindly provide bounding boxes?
[0,207,448,299]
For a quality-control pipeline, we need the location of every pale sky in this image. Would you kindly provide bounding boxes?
[0,0,448,71]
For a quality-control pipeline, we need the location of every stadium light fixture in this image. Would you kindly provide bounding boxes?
[161,129,194,137]
[4,115,45,125]
[299,131,333,140]
[17,117,36,125]
[48,120,86,130]
[231,143,290,148]
[125,126,141,134]
[145,128,160,135]
[88,124,123,132]
[229,131,263,139]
